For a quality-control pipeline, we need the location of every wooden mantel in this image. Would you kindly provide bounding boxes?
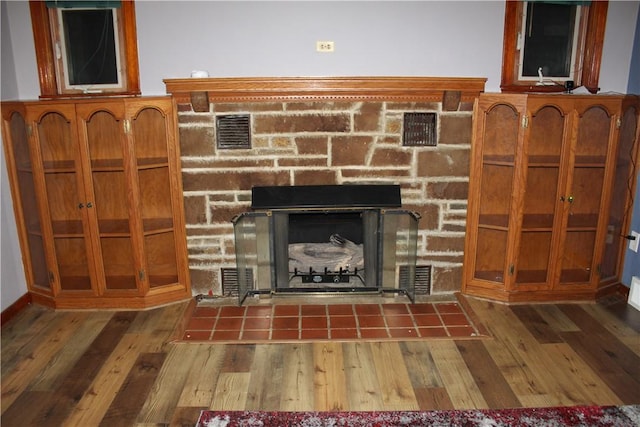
[163,76,487,105]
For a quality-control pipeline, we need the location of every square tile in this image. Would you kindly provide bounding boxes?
[382,304,410,315]
[193,306,219,317]
[436,303,463,314]
[385,315,414,328]
[409,304,437,315]
[413,314,442,327]
[271,329,299,340]
[219,306,247,317]
[357,315,386,328]
[355,304,381,316]
[329,315,357,329]
[301,329,329,340]
[274,305,300,317]
[328,304,354,316]
[243,317,271,330]
[330,329,359,339]
[301,305,326,316]
[447,326,476,337]
[360,328,389,339]
[301,316,328,329]
[212,329,241,340]
[245,306,273,317]
[241,330,271,341]
[389,328,419,338]
[418,327,448,337]
[186,317,217,330]
[215,317,243,330]
[272,317,299,330]
[441,313,471,326]
[183,330,212,340]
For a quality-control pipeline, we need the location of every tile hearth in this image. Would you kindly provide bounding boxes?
[179,300,485,343]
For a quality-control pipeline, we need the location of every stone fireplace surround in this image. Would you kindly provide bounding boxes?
[164,76,486,298]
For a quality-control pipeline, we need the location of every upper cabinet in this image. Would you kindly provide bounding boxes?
[463,93,640,302]
[2,97,190,309]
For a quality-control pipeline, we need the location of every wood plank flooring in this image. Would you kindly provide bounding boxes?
[1,295,639,426]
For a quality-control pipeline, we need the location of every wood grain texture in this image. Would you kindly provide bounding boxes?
[1,296,639,425]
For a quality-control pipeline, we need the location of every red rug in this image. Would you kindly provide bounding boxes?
[196,405,640,426]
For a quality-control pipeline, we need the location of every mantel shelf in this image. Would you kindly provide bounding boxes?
[163,76,487,105]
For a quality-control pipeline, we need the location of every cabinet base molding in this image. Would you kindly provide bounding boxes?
[29,289,192,310]
[463,281,628,304]
[463,287,600,304]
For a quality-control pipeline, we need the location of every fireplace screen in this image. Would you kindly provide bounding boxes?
[232,185,419,305]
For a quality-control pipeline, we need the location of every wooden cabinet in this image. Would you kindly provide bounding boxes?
[2,97,190,309]
[463,93,640,302]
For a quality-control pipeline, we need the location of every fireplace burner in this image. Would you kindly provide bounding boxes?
[232,184,419,304]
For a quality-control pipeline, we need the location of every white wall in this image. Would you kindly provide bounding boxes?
[1,0,29,311]
[600,1,640,93]
[135,1,506,94]
[1,0,639,309]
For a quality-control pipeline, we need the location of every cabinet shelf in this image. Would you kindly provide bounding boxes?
[91,159,125,171]
[44,218,176,236]
[567,214,598,229]
[42,160,76,173]
[527,155,561,167]
[482,155,515,166]
[574,155,606,167]
[143,217,174,234]
[138,157,169,169]
[522,214,554,230]
[51,220,84,236]
[478,214,509,228]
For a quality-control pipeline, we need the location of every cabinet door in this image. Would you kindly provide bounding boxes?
[600,98,640,282]
[558,101,618,286]
[76,101,139,292]
[468,95,525,289]
[126,99,182,290]
[515,102,569,288]
[2,105,51,293]
[28,104,95,292]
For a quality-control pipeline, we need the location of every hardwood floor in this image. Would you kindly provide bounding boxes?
[1,294,639,426]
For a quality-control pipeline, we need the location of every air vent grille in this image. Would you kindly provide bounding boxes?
[403,112,437,147]
[222,267,255,296]
[414,265,432,295]
[216,114,251,149]
[399,264,432,295]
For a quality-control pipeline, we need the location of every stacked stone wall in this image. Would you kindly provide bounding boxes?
[177,99,473,296]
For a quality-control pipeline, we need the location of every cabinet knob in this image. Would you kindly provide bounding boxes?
[78,203,84,209]
[560,196,575,203]
[87,202,93,208]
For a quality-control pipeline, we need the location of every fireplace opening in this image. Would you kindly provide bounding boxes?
[288,211,365,285]
[275,209,380,292]
[232,184,420,304]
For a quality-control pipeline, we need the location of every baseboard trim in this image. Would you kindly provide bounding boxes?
[1,293,32,326]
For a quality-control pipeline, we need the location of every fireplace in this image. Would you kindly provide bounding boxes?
[232,184,420,304]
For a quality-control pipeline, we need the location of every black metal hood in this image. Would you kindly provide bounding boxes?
[251,184,402,210]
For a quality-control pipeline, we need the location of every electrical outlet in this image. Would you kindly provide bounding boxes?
[630,230,640,252]
[316,41,334,52]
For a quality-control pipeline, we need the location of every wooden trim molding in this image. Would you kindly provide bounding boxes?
[163,77,487,105]
[1,293,32,326]
[29,0,141,99]
[500,0,608,94]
